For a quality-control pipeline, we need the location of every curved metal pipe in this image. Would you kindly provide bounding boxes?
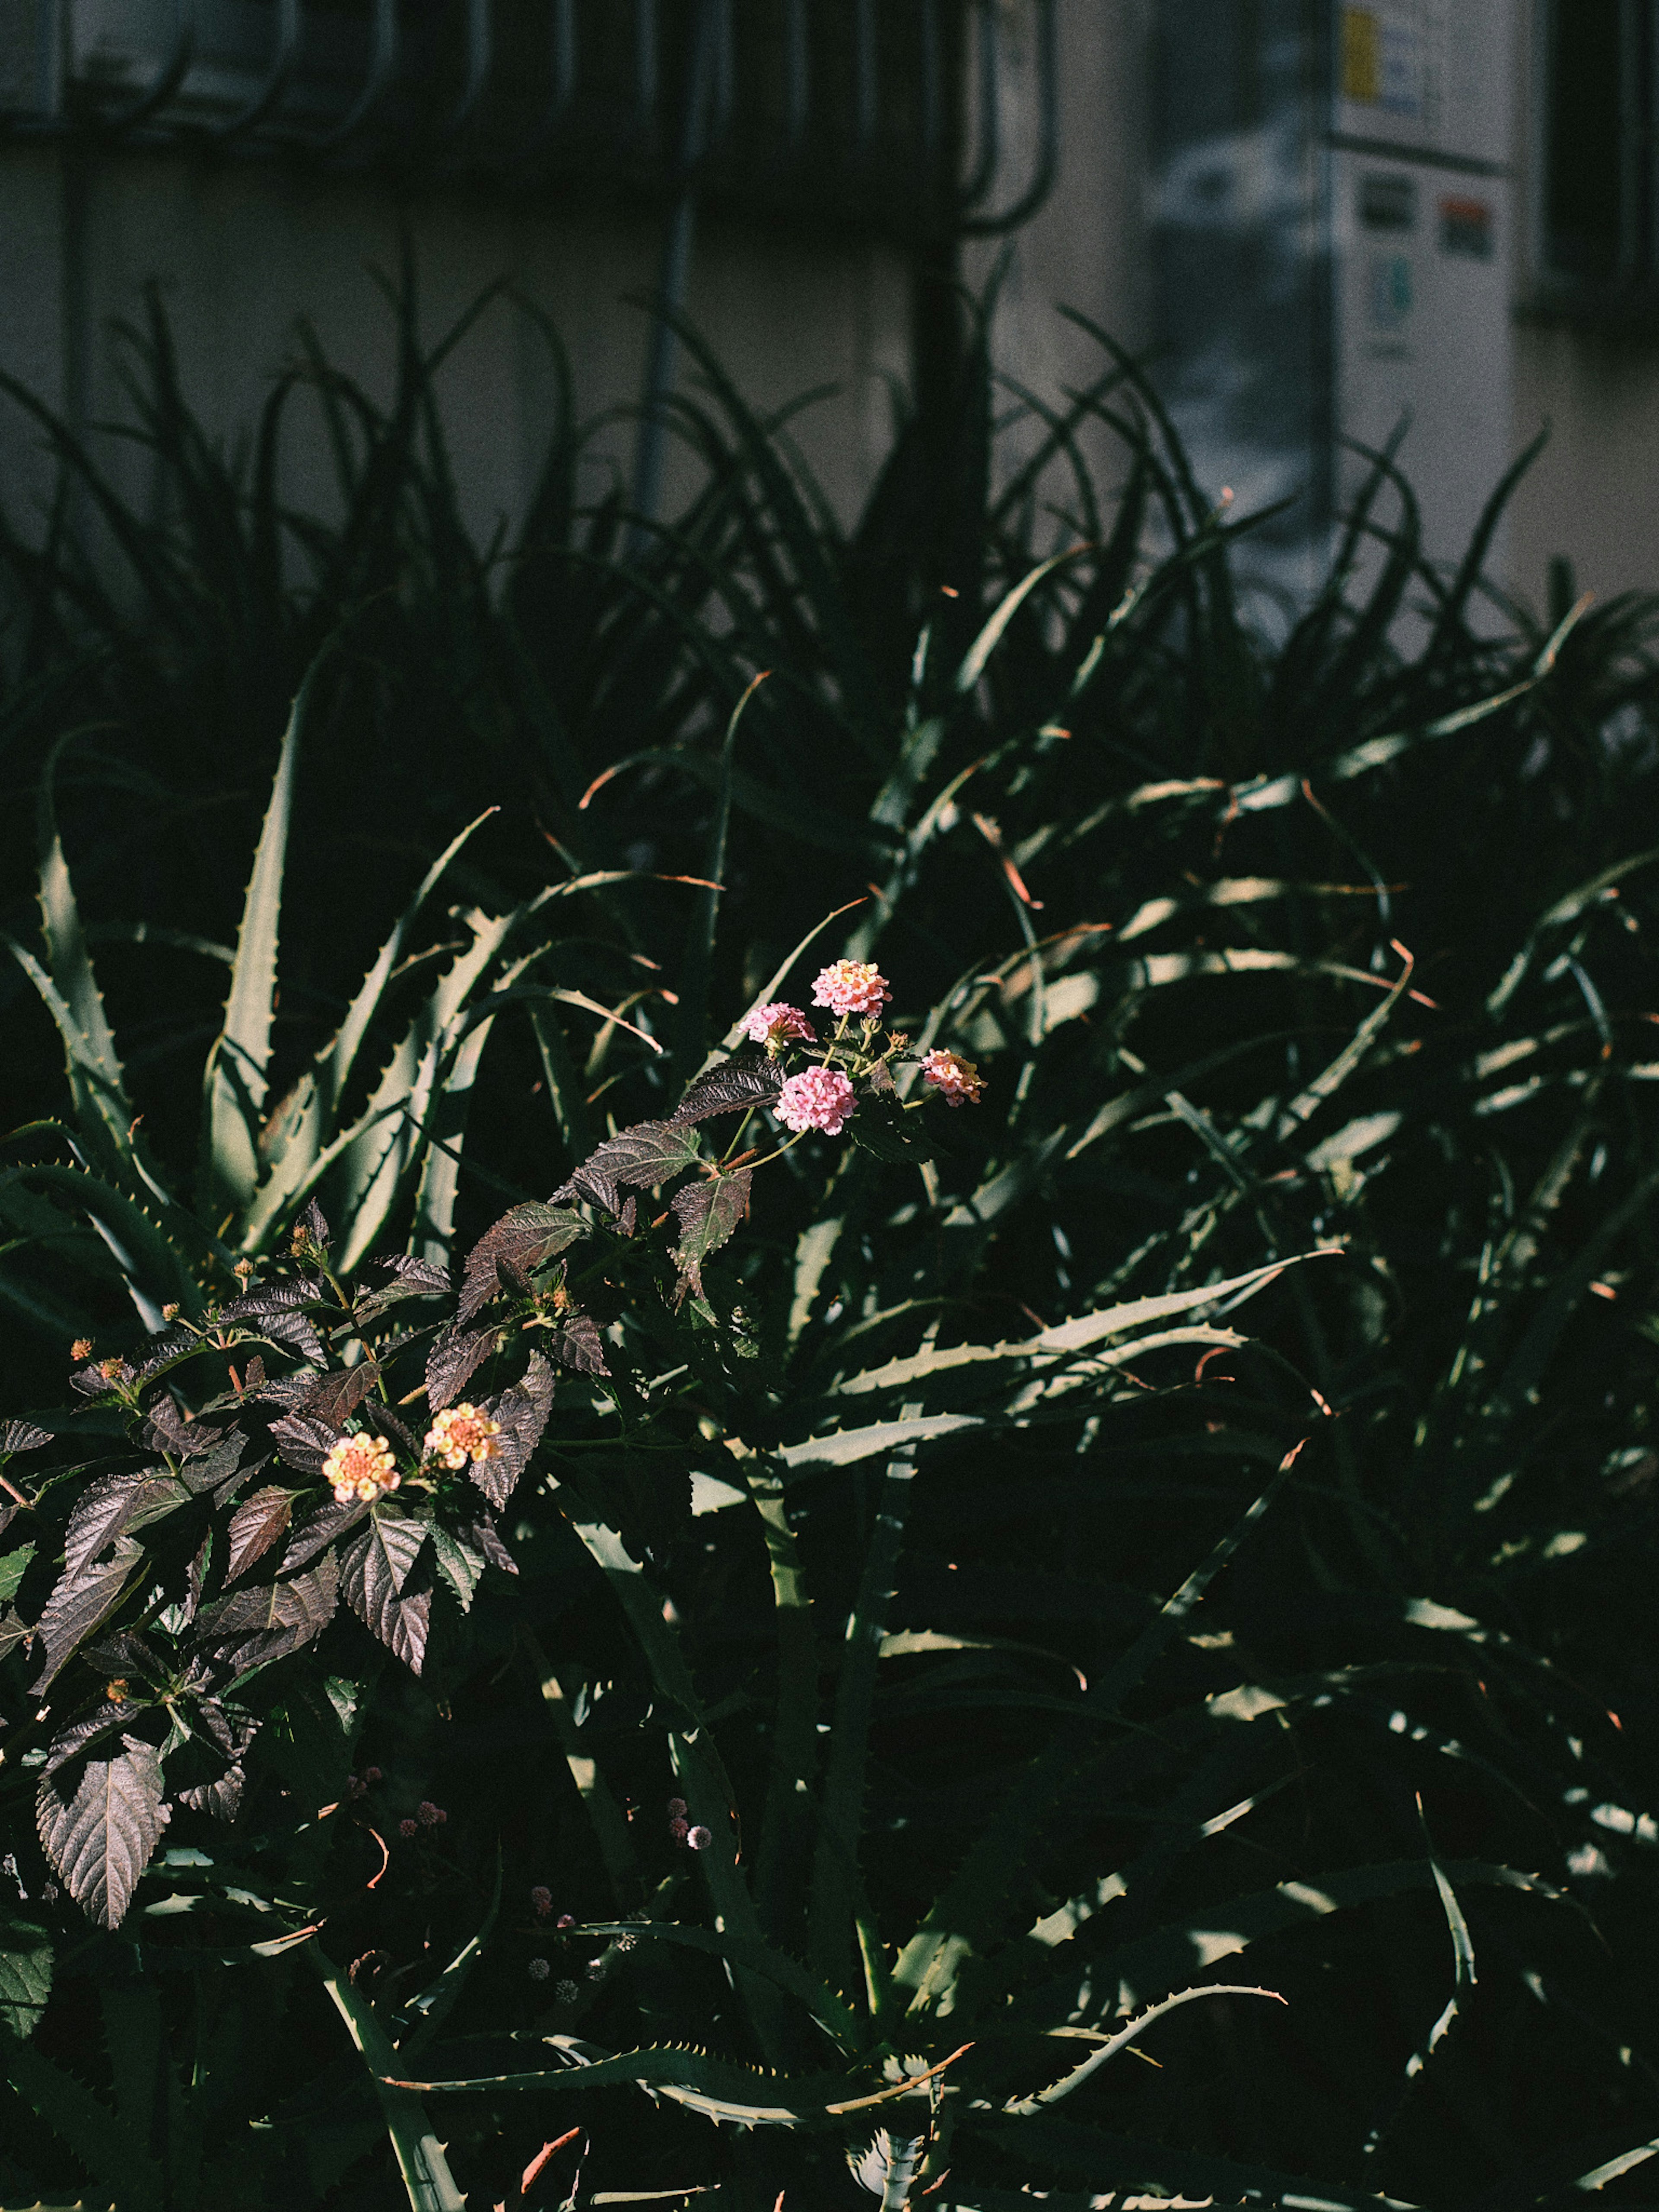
[506,0,577,168]
[313,0,400,149]
[211,0,302,140]
[853,0,876,147]
[783,0,809,149]
[433,0,493,145]
[959,0,1057,235]
[949,0,1001,214]
[93,0,198,134]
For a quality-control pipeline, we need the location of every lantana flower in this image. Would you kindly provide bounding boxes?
[324,1430,400,1505]
[739,1001,816,1053]
[775,1066,857,1135]
[425,1402,502,1471]
[920,1048,986,1106]
[811,960,891,1020]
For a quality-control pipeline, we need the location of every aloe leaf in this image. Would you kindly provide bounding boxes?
[400,1858,501,2057]
[1003,1982,1284,2115]
[522,1632,640,1906]
[574,1920,862,2052]
[386,2035,868,2123]
[29,738,133,1167]
[198,686,302,1222]
[809,1413,920,1997]
[315,1947,467,2212]
[3,2036,165,2212]
[954,547,1088,696]
[323,807,496,1118]
[743,1463,822,1939]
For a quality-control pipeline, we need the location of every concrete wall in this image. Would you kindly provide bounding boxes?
[0,136,911,557]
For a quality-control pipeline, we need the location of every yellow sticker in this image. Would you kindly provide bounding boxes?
[1342,6,1381,104]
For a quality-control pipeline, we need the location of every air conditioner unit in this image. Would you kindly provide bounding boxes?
[1149,0,1518,590]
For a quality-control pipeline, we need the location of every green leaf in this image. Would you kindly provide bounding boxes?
[199,683,303,1221]
[3,2036,163,2212]
[0,1916,52,2040]
[845,1098,941,1165]
[0,1542,36,1607]
[315,1948,467,2212]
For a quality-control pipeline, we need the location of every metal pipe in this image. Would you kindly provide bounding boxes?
[211,0,301,140]
[853,0,876,147]
[314,0,400,148]
[960,0,1058,235]
[636,0,660,138]
[950,0,1001,214]
[783,0,809,148]
[434,0,493,144]
[94,0,197,133]
[508,0,578,168]
[631,0,721,546]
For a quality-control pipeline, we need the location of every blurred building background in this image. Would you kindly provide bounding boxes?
[0,0,1651,610]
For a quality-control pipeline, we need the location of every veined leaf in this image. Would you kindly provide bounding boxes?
[477,1353,554,1509]
[64,1468,188,1580]
[340,1513,430,1673]
[459,1203,584,1323]
[36,1732,167,1929]
[431,1524,486,1613]
[224,1486,296,1583]
[30,1539,146,1692]
[671,1169,751,1303]
[555,1121,704,1217]
[197,1551,340,1676]
[0,1914,52,2040]
[426,1323,501,1412]
[670,1050,781,1127]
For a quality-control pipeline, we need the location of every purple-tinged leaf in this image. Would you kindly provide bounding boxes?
[353,1255,452,1332]
[224,1487,295,1584]
[281,1495,367,1573]
[426,1324,501,1412]
[136,1327,198,1381]
[671,1168,752,1304]
[173,1699,257,1821]
[178,1432,250,1497]
[301,1197,331,1250]
[30,1540,146,1692]
[670,1051,782,1127]
[142,1397,232,1459]
[197,1551,339,1676]
[300,1362,381,1431]
[552,1121,704,1217]
[431,1524,486,1612]
[62,1471,188,1580]
[472,1517,518,1576]
[362,1401,422,1456]
[475,1354,555,1509]
[83,1629,163,1684]
[0,1420,50,1455]
[269,1408,340,1477]
[551,1313,609,1377]
[340,1512,430,1673]
[44,1706,130,1777]
[36,1731,167,1928]
[460,1205,585,1324]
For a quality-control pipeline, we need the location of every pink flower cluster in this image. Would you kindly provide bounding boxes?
[776,1066,856,1135]
[812,959,891,1020]
[740,1001,816,1052]
[921,1048,986,1106]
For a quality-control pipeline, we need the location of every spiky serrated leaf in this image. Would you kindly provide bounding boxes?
[0,1915,52,2040]
[44,1708,128,1777]
[340,1513,431,1672]
[224,1486,295,1583]
[141,1397,232,1459]
[36,1732,166,1929]
[426,1323,501,1412]
[301,1362,382,1430]
[269,1407,340,1476]
[196,1551,340,1676]
[671,1169,752,1303]
[353,1254,452,1331]
[431,1525,486,1613]
[0,1420,51,1455]
[475,1354,554,1509]
[473,1517,518,1576]
[551,1313,608,1376]
[554,1121,704,1216]
[281,1494,366,1572]
[171,1699,258,1821]
[30,1540,145,1692]
[64,1470,188,1582]
[459,1205,585,1324]
[178,1431,249,1495]
[670,1051,783,1127]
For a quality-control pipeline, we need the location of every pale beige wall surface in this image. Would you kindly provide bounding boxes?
[0,138,910,556]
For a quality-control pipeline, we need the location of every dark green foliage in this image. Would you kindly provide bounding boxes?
[2,282,1659,2209]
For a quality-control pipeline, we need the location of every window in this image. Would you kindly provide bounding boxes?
[1538,0,1659,316]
